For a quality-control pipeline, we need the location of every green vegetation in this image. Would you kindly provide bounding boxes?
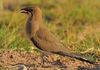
[0,0,100,62]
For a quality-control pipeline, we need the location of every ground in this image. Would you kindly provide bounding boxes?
[0,50,99,70]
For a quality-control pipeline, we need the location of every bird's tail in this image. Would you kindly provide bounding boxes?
[53,51,95,64]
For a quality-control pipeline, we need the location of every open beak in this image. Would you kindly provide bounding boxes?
[21,7,33,13]
[21,8,28,13]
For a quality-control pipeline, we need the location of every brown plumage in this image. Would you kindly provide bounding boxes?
[21,6,94,64]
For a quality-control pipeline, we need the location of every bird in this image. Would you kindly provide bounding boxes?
[21,6,94,65]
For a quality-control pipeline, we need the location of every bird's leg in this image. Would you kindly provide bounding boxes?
[40,52,45,66]
[40,50,49,67]
[40,50,53,67]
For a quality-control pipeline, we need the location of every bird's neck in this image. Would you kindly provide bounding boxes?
[34,7,42,21]
[28,13,33,22]
[26,12,43,38]
[25,13,33,38]
[27,12,43,24]
[34,11,43,24]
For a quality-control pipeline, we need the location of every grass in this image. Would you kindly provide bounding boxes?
[0,0,100,62]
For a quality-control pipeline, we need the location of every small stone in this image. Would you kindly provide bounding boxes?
[18,65,27,70]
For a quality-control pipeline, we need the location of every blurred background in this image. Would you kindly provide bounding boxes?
[0,0,100,62]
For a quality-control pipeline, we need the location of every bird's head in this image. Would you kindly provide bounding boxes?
[21,6,33,14]
[21,6,42,17]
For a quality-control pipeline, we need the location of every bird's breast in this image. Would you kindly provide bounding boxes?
[25,22,32,37]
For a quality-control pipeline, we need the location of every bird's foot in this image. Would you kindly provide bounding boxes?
[51,59,67,68]
[39,57,53,68]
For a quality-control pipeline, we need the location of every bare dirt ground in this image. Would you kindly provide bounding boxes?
[0,50,99,70]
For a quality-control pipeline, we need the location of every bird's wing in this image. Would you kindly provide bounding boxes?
[40,25,62,43]
[32,26,67,52]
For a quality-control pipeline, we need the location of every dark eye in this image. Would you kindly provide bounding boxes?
[27,7,33,12]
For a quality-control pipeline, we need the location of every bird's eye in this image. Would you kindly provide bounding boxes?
[27,8,33,12]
